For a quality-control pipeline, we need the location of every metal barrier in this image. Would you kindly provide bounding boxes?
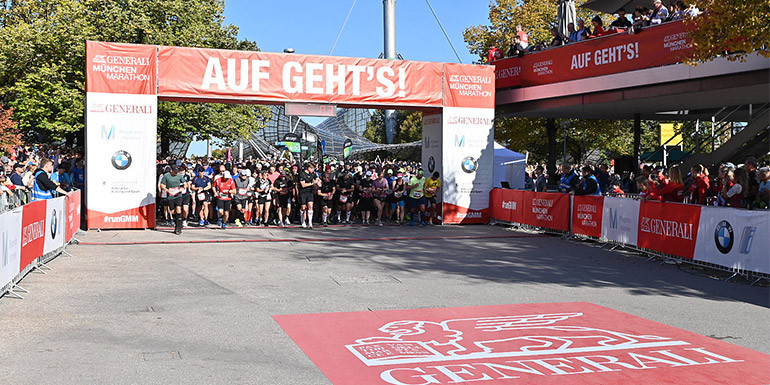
[0,189,31,213]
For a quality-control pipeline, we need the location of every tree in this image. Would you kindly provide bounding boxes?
[364,110,422,144]
[0,107,23,153]
[0,0,269,146]
[686,0,770,63]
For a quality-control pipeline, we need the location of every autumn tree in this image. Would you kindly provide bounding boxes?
[686,0,770,63]
[0,0,270,149]
[0,107,23,153]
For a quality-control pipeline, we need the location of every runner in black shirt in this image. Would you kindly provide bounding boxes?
[336,172,354,224]
[298,163,320,229]
[273,169,293,227]
[317,172,336,227]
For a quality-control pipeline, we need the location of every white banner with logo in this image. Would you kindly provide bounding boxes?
[42,197,65,255]
[441,107,494,224]
[601,196,640,246]
[694,207,770,274]
[0,208,23,289]
[86,92,157,228]
[422,112,443,185]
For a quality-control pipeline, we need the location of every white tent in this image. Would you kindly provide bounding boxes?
[493,142,527,189]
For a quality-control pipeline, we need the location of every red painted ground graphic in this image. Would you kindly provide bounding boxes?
[274,302,770,385]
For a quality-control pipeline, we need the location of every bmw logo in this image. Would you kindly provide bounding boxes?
[461,156,478,174]
[714,220,733,254]
[112,150,132,170]
[428,156,436,173]
[50,209,58,239]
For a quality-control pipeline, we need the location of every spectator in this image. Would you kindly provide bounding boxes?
[637,176,657,200]
[631,6,651,34]
[744,156,760,207]
[31,158,70,201]
[507,35,527,57]
[650,0,669,25]
[610,8,632,29]
[755,167,769,208]
[720,168,748,208]
[558,163,580,193]
[1,156,11,175]
[575,19,588,41]
[574,165,601,196]
[590,16,607,37]
[51,163,73,192]
[549,27,565,47]
[72,158,85,190]
[680,1,699,17]
[487,46,503,63]
[515,24,530,49]
[534,165,547,192]
[620,171,636,193]
[688,164,710,204]
[610,178,625,196]
[567,22,579,43]
[655,165,684,202]
[595,164,611,194]
[9,163,26,190]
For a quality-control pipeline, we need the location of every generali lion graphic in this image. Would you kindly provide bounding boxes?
[346,313,688,366]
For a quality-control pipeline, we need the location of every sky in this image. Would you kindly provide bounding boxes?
[187,0,491,156]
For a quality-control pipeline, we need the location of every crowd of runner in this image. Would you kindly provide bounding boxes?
[156,158,442,235]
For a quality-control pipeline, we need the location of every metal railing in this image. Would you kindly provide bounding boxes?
[0,189,31,213]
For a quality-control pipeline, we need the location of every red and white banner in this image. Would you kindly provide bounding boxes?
[86,41,157,95]
[489,189,525,224]
[520,191,570,231]
[159,46,445,107]
[65,190,81,241]
[442,63,495,109]
[42,197,65,255]
[694,206,770,274]
[637,201,701,259]
[275,302,770,385]
[0,208,23,289]
[601,196,640,246]
[493,21,693,89]
[19,200,46,271]
[571,195,604,238]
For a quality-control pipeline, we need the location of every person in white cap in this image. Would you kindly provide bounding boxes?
[233,169,251,227]
[214,171,236,229]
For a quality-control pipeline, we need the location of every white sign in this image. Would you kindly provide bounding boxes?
[43,197,65,255]
[694,206,770,274]
[601,197,640,246]
[0,208,23,289]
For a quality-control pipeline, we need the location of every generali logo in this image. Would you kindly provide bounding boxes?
[90,103,153,114]
[21,220,45,247]
[640,217,694,240]
[448,116,494,125]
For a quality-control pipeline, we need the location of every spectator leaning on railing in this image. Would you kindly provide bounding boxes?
[650,0,669,25]
[31,158,71,201]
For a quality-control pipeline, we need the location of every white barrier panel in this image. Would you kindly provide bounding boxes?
[0,208,23,289]
[694,207,770,274]
[601,196,640,246]
[42,197,65,255]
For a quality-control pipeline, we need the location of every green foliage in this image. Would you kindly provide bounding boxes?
[0,0,266,145]
[363,110,422,144]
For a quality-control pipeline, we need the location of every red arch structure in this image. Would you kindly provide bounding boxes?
[84,42,495,229]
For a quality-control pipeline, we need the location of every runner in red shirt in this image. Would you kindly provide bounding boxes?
[214,171,236,229]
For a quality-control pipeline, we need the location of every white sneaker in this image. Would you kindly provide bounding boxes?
[301,222,307,228]
[284,218,291,225]
[182,220,188,227]
[377,221,383,227]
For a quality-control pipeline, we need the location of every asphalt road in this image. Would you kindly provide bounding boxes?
[1,225,768,384]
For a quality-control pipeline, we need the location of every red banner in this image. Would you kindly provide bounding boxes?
[493,21,693,89]
[489,188,525,223]
[493,57,522,89]
[572,195,604,238]
[87,204,156,230]
[521,191,570,232]
[158,46,445,107]
[442,63,495,109]
[442,203,489,225]
[20,200,46,271]
[65,191,82,242]
[637,200,701,259]
[86,41,158,95]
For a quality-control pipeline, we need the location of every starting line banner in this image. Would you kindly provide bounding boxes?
[1,191,81,292]
[489,189,770,275]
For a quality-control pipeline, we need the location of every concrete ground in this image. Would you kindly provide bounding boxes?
[0,224,768,384]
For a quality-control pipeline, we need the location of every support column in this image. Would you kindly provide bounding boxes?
[633,113,641,175]
[384,0,397,144]
[206,140,212,158]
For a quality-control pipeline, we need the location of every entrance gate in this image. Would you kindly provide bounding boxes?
[84,41,495,228]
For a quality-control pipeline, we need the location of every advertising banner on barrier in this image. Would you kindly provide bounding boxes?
[493,21,693,89]
[65,190,81,242]
[520,191,570,231]
[20,200,46,271]
[637,201,701,259]
[489,188,525,223]
[43,197,65,255]
[601,196,640,246]
[441,107,494,224]
[0,208,23,289]
[694,207,770,274]
[572,195,604,238]
[158,46,445,107]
